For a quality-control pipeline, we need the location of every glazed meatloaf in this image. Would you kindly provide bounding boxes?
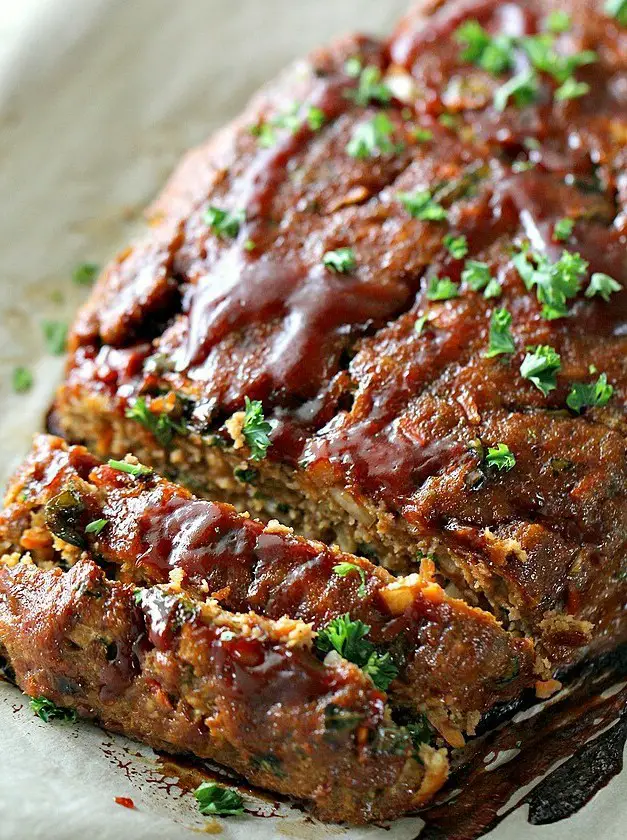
[8,0,624,823]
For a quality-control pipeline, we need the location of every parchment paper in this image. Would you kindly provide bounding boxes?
[0,1,624,838]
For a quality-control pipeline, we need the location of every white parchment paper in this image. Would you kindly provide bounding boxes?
[0,1,624,838]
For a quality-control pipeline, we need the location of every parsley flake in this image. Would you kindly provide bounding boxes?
[455,20,515,74]
[555,78,590,100]
[72,262,99,286]
[347,65,392,107]
[606,0,627,24]
[585,272,622,302]
[513,248,588,320]
[397,189,447,221]
[306,106,326,131]
[242,397,272,461]
[316,614,398,691]
[443,234,469,259]
[566,373,614,413]
[42,320,68,355]
[483,277,502,298]
[204,205,245,239]
[12,366,33,394]
[126,397,186,448]
[30,696,77,723]
[462,260,493,291]
[520,345,562,395]
[323,247,356,273]
[412,127,433,142]
[485,443,516,471]
[194,782,244,817]
[494,69,539,111]
[346,112,399,158]
[107,459,153,478]
[414,314,429,335]
[85,518,108,535]
[345,57,363,78]
[426,276,459,301]
[333,562,368,597]
[485,308,516,358]
[554,217,574,241]
[546,10,572,32]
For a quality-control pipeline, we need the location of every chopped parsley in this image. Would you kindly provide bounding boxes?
[566,373,614,413]
[555,78,590,100]
[443,233,468,259]
[412,127,433,142]
[316,614,398,691]
[194,782,244,817]
[454,20,514,74]
[347,64,392,106]
[203,205,245,239]
[513,247,588,320]
[426,276,459,301]
[344,56,363,77]
[333,562,368,597]
[554,217,574,241]
[585,272,622,302]
[125,397,186,448]
[397,189,447,221]
[85,518,108,535]
[30,696,77,723]
[494,69,539,112]
[242,397,272,461]
[12,366,33,394]
[42,320,68,355]
[485,443,516,472]
[250,121,277,147]
[324,703,363,732]
[462,259,493,292]
[520,345,562,395]
[323,247,356,273]
[546,10,572,32]
[72,262,99,286]
[606,0,627,24]
[346,112,399,158]
[483,277,502,298]
[306,106,326,131]
[485,308,516,358]
[107,459,153,478]
[414,314,429,335]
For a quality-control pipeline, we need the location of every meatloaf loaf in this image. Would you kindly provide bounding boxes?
[9,0,627,823]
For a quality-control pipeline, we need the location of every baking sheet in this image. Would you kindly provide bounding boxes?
[0,1,624,837]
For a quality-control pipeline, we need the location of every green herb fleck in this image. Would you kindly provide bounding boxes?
[397,189,447,221]
[414,314,429,335]
[485,443,516,471]
[306,106,326,131]
[347,65,392,107]
[566,373,614,413]
[426,276,459,301]
[412,127,433,142]
[555,77,590,100]
[323,247,356,273]
[12,366,33,394]
[242,397,272,461]
[554,217,574,241]
[345,57,363,78]
[194,782,244,817]
[520,345,562,395]
[72,262,99,286]
[513,248,588,320]
[107,459,153,478]
[494,69,539,111]
[606,0,627,24]
[455,20,515,74]
[443,234,469,259]
[250,121,277,147]
[485,308,516,358]
[30,696,77,724]
[483,278,502,298]
[85,518,108,535]
[316,614,398,691]
[42,320,68,355]
[233,466,259,484]
[462,260,493,291]
[324,703,363,732]
[585,272,622,302]
[333,562,368,597]
[346,112,399,158]
[546,10,572,33]
[203,205,245,239]
[126,397,186,448]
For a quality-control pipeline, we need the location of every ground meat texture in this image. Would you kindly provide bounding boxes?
[0,435,537,745]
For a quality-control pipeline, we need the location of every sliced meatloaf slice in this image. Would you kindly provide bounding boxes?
[0,555,448,823]
[52,0,627,677]
[0,435,538,747]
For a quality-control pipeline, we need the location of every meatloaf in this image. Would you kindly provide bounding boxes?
[8,0,627,823]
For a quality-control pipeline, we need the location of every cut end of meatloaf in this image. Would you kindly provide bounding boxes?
[0,435,539,750]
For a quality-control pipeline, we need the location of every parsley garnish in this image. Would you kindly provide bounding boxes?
[72,262,99,286]
[585,272,622,302]
[554,217,574,241]
[462,260,492,291]
[13,366,33,393]
[242,397,272,461]
[250,121,276,147]
[483,278,502,298]
[107,459,153,478]
[316,614,398,691]
[42,320,68,355]
[520,345,562,395]
[606,0,627,24]
[194,782,244,817]
[323,247,356,273]
[204,206,245,239]
[347,65,392,107]
[306,106,325,131]
[494,69,539,111]
[426,276,459,301]
[546,10,572,32]
[397,189,447,221]
[513,248,588,320]
[485,443,516,471]
[333,562,368,597]
[485,308,516,358]
[443,234,468,259]
[414,314,429,335]
[85,518,108,535]
[345,56,363,77]
[454,20,514,74]
[346,112,399,158]
[30,696,77,723]
[412,127,433,142]
[125,397,186,448]
[566,373,614,413]
[555,78,590,100]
